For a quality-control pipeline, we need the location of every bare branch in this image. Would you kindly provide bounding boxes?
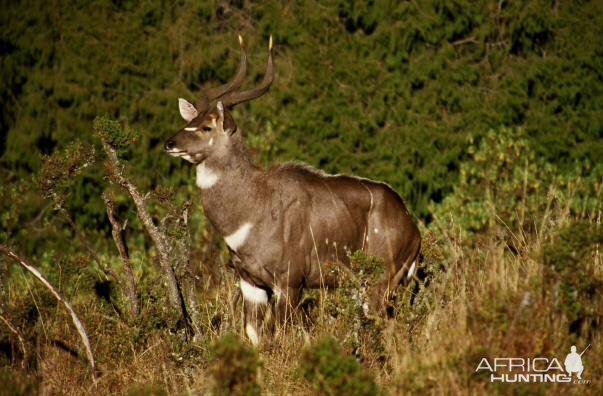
[102,192,140,317]
[100,139,184,317]
[0,311,28,369]
[0,245,97,383]
[452,36,478,46]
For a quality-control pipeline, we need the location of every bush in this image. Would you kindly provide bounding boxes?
[209,333,261,396]
[431,126,601,239]
[299,335,379,396]
[543,220,602,334]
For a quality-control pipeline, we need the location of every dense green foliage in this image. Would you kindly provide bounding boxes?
[2,0,601,229]
[431,126,600,236]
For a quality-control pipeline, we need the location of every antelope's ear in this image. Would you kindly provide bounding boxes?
[178,98,198,122]
[216,101,235,135]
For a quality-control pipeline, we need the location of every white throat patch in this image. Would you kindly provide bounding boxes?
[196,163,219,189]
[224,222,253,251]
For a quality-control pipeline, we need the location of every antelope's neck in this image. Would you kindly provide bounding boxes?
[195,157,266,238]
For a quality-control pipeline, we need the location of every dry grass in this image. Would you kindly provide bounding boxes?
[1,203,601,396]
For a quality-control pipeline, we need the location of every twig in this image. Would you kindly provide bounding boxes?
[452,36,478,46]
[102,192,140,317]
[0,311,28,369]
[0,245,97,384]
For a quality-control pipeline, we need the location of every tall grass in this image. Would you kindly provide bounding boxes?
[1,127,600,394]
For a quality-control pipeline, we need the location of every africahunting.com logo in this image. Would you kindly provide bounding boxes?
[476,345,591,384]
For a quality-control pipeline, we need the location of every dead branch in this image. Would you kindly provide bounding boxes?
[102,192,140,317]
[162,203,202,341]
[0,311,28,369]
[452,36,479,46]
[0,244,97,383]
[100,139,185,318]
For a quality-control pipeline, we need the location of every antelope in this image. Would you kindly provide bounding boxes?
[164,36,421,345]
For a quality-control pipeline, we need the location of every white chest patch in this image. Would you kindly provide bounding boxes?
[240,278,268,305]
[196,163,219,189]
[224,222,252,251]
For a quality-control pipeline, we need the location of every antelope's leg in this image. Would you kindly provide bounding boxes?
[240,279,268,345]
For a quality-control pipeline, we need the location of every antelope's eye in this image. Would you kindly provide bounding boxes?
[202,126,212,132]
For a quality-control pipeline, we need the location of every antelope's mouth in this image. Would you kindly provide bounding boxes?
[165,149,186,157]
[165,149,207,164]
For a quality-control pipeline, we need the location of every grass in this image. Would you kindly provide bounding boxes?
[1,170,601,395]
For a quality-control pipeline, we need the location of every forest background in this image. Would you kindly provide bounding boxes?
[0,0,601,394]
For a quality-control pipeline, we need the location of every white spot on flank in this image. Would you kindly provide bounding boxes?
[245,323,259,345]
[407,261,416,280]
[325,238,329,245]
[196,163,219,189]
[240,278,267,305]
[374,228,379,233]
[184,127,198,131]
[225,223,253,252]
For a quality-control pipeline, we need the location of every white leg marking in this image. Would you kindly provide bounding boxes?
[245,323,259,346]
[225,223,253,252]
[240,278,267,305]
[407,260,416,280]
[196,163,219,189]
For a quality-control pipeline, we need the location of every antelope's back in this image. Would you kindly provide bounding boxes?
[270,163,419,264]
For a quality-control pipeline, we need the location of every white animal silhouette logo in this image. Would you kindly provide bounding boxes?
[564,345,589,379]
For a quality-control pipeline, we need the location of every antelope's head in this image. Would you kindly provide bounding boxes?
[164,36,274,164]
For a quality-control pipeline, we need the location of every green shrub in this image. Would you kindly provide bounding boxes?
[431,126,556,235]
[299,335,379,396]
[543,220,602,331]
[0,367,38,396]
[93,115,138,149]
[209,333,261,396]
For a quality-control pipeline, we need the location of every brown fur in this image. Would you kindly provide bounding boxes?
[164,39,420,344]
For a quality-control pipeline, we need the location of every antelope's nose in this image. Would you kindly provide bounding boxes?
[164,139,176,151]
